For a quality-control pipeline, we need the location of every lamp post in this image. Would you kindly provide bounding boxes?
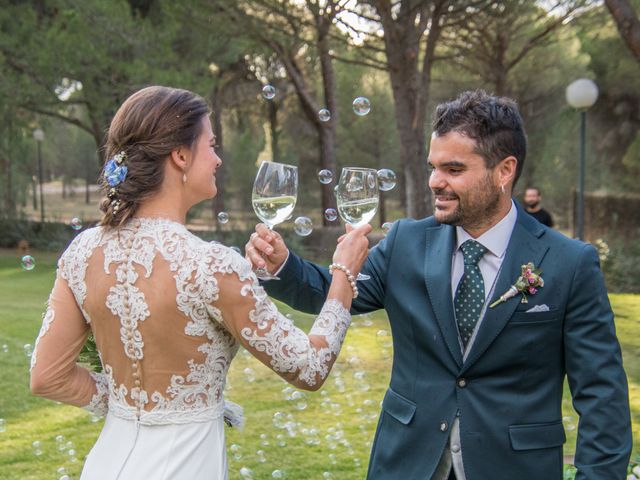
[33,128,45,223]
[566,79,599,241]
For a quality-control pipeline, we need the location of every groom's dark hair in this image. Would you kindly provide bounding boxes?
[432,90,527,187]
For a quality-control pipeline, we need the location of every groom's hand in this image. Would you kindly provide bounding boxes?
[245,223,289,274]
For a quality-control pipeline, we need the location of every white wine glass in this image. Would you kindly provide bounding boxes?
[252,161,298,280]
[335,167,379,281]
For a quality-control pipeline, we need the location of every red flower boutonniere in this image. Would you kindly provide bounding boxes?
[489,262,544,308]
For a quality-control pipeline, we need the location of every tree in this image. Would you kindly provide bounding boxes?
[219,0,349,225]
[604,0,640,63]
[446,0,589,96]
[336,1,502,218]
[437,0,590,190]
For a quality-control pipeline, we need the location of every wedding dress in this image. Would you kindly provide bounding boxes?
[29,218,351,479]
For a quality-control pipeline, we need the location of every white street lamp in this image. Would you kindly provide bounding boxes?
[566,78,599,240]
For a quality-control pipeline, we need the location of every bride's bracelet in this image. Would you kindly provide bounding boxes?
[329,263,358,299]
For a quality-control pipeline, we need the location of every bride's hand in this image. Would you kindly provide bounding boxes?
[332,224,371,277]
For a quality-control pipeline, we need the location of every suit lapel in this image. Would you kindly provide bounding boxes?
[460,214,549,373]
[424,224,463,368]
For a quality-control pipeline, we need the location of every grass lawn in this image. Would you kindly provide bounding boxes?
[0,248,638,479]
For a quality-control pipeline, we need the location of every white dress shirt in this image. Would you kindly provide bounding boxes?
[434,200,518,480]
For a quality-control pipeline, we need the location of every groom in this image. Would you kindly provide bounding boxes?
[245,90,631,479]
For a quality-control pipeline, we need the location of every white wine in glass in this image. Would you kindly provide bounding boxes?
[252,161,298,279]
[336,167,379,280]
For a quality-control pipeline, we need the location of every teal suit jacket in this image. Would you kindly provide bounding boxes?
[264,204,632,479]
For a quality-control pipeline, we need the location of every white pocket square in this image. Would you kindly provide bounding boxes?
[526,304,550,313]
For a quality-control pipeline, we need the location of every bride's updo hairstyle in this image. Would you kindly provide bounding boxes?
[99,86,209,228]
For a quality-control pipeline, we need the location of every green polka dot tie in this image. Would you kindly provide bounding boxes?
[454,240,488,348]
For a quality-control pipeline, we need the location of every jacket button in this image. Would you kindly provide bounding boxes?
[440,421,448,432]
[451,443,461,453]
[457,378,467,388]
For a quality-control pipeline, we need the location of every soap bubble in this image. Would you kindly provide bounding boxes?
[282,386,294,400]
[240,466,253,479]
[290,391,305,402]
[256,449,266,463]
[291,391,308,410]
[230,443,242,460]
[318,169,333,184]
[272,412,287,429]
[32,440,42,456]
[21,255,36,271]
[0,419,5,432]
[272,469,285,478]
[293,217,313,237]
[352,97,371,116]
[377,169,396,191]
[262,85,276,100]
[243,367,255,382]
[318,109,331,122]
[23,344,33,357]
[376,329,392,348]
[217,212,229,224]
[70,217,83,230]
[562,415,576,431]
[382,222,393,234]
[324,208,338,222]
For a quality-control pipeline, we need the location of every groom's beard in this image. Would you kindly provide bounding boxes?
[525,200,540,209]
[432,174,501,230]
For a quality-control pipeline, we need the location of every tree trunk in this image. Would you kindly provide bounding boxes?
[268,100,280,163]
[605,0,640,64]
[211,88,225,221]
[275,27,338,225]
[319,123,338,224]
[376,0,444,219]
[317,30,338,226]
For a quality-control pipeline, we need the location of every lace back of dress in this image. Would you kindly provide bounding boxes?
[63,219,238,425]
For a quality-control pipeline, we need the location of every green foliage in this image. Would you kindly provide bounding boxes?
[0,220,78,251]
[598,237,640,293]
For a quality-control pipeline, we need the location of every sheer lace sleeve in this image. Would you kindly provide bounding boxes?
[208,247,351,390]
[30,272,108,415]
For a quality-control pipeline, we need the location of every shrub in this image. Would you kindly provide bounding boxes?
[595,237,640,294]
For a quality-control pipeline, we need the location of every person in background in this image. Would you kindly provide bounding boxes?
[523,186,554,227]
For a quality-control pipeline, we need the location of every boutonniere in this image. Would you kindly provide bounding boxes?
[489,262,544,308]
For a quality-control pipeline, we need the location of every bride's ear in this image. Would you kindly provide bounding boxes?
[169,147,190,172]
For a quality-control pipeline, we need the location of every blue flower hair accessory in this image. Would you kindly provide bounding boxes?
[104,151,128,187]
[104,151,127,213]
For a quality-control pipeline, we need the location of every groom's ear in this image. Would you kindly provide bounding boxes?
[496,155,517,190]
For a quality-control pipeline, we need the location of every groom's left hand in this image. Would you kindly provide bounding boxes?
[245,223,289,274]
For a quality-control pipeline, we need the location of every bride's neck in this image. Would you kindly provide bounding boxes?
[135,197,187,224]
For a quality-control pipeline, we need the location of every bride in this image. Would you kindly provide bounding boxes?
[29,85,371,479]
